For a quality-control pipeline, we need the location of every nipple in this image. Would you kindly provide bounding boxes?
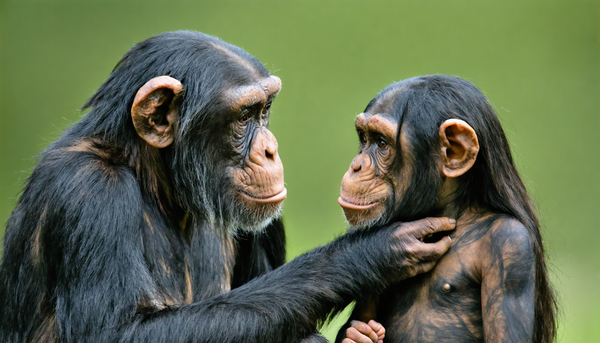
[442,283,451,292]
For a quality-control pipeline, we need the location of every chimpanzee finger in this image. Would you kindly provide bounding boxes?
[417,235,452,261]
[414,260,438,275]
[398,217,456,240]
[348,321,378,343]
[349,321,379,342]
[367,320,386,340]
[345,327,376,343]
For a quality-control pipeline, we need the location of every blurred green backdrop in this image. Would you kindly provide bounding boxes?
[0,0,598,341]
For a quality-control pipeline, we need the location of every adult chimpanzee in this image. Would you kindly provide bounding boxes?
[0,32,455,343]
[336,75,557,343]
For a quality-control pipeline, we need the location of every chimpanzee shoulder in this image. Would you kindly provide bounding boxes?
[0,138,149,342]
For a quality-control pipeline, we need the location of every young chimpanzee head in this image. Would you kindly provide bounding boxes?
[339,75,530,230]
[80,31,285,233]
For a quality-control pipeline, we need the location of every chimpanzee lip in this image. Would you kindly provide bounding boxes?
[241,188,287,204]
[337,196,379,210]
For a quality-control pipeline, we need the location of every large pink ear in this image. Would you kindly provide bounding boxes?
[131,76,183,148]
[439,119,479,178]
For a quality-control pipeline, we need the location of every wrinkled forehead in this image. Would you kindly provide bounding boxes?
[222,75,282,111]
[355,112,398,141]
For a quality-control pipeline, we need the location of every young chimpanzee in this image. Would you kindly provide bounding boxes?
[0,32,455,343]
[337,75,556,343]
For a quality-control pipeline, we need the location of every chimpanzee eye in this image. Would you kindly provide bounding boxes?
[241,108,250,122]
[377,138,388,149]
[358,131,366,143]
[262,102,272,115]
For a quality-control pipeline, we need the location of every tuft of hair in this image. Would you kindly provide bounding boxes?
[368,75,556,342]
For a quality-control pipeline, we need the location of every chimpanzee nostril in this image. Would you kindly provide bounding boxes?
[351,157,362,172]
[263,138,277,160]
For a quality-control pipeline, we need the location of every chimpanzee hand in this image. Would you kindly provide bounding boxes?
[342,320,385,343]
[387,217,455,282]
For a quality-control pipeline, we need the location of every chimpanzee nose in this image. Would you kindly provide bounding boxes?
[350,154,370,174]
[250,129,280,166]
[262,131,277,161]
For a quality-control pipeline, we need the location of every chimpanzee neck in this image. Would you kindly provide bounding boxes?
[434,177,485,219]
[436,205,490,233]
[123,140,181,217]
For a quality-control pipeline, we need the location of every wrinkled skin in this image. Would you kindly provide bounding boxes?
[224,76,287,227]
[338,109,418,230]
[342,320,386,343]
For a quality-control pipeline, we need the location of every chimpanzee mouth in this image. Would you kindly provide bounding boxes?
[240,188,287,204]
[337,197,380,210]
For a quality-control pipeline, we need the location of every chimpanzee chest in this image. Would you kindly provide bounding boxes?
[377,242,484,342]
[140,212,237,307]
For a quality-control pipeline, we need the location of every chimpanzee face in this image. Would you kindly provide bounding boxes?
[224,76,286,229]
[338,111,412,229]
[130,73,286,233]
[338,83,481,230]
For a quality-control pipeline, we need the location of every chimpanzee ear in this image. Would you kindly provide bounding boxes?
[439,119,479,178]
[131,76,183,148]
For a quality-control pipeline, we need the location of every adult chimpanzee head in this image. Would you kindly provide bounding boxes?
[339,75,529,230]
[81,31,285,232]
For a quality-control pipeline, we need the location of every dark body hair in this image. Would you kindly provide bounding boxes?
[366,75,556,342]
[74,30,271,224]
[0,31,424,343]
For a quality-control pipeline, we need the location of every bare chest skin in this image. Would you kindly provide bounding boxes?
[371,214,497,343]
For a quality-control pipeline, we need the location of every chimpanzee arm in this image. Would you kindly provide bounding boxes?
[234,217,358,343]
[51,163,152,342]
[480,219,536,342]
[50,163,450,343]
[128,223,445,343]
[234,221,334,343]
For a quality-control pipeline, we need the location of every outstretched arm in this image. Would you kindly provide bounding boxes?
[40,160,454,343]
[128,221,451,343]
[481,220,536,342]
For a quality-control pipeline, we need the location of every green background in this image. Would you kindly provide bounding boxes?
[0,0,598,341]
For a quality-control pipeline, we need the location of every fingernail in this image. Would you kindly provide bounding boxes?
[447,236,452,242]
[449,218,456,225]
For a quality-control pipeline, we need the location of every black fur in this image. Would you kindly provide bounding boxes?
[0,31,412,343]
